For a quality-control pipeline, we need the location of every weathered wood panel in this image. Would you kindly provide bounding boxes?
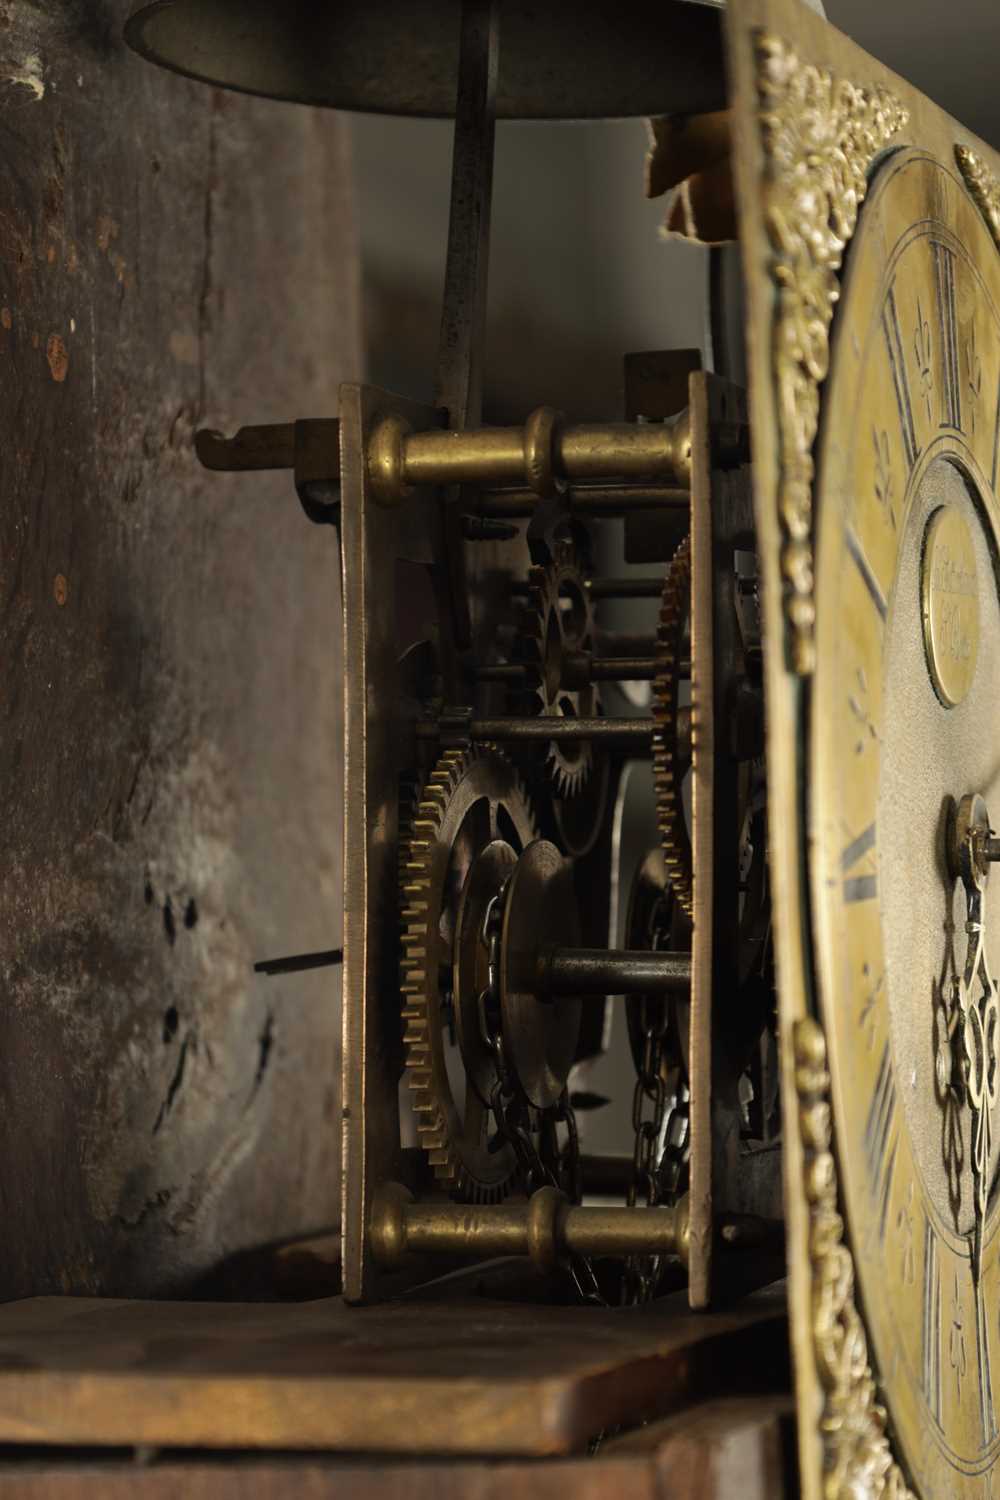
[0,1286,788,1452]
[0,0,358,1298]
[0,1396,791,1499]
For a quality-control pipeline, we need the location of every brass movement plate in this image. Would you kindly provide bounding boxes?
[921,504,980,707]
[687,372,781,1309]
[339,383,446,1305]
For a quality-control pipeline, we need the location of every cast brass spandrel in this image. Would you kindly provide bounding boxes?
[755,30,908,675]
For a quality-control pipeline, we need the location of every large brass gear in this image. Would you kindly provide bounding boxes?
[516,537,600,798]
[400,745,537,1202]
[652,534,693,921]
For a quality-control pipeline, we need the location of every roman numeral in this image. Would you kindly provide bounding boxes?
[882,282,919,468]
[846,525,888,622]
[991,369,1000,493]
[933,243,962,431]
[842,821,877,903]
[923,1217,942,1425]
[976,1287,998,1445]
[865,1041,897,1227]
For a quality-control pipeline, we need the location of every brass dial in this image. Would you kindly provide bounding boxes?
[811,149,1000,1494]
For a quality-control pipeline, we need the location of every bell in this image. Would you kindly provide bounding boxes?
[123,0,727,120]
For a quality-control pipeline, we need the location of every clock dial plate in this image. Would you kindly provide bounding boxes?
[812,148,1000,1494]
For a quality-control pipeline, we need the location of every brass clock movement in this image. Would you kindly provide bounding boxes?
[94,0,1000,1490]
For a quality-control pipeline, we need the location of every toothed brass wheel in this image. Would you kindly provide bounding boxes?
[652,534,693,921]
[400,746,536,1201]
[514,537,600,798]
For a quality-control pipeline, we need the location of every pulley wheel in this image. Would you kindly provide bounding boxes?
[500,839,582,1109]
[453,838,518,1107]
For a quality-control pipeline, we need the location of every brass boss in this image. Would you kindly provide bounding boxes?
[921,503,980,708]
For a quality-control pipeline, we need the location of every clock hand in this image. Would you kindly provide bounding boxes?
[949,794,1000,1285]
[956,902,999,1284]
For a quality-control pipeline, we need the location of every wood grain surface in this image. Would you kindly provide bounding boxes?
[0,1284,788,1454]
[0,1393,791,1498]
[0,1,358,1301]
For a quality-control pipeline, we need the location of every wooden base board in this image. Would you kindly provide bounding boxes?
[0,1283,788,1456]
[0,1395,792,1500]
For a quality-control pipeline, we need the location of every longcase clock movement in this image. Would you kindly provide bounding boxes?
[3,0,998,1494]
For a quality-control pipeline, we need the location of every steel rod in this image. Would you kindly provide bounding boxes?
[474,656,657,685]
[578,1155,635,1198]
[510,576,665,600]
[422,712,687,758]
[432,0,499,650]
[472,662,530,683]
[435,0,498,431]
[586,577,665,599]
[254,947,343,976]
[537,947,692,997]
[465,716,653,744]
[596,630,657,655]
[564,653,657,684]
[476,484,690,518]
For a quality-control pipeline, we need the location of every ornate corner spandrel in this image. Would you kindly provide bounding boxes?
[755,34,908,675]
[956,145,1000,253]
[795,1017,915,1500]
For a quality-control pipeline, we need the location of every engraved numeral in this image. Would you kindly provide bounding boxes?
[883,282,919,467]
[923,1217,942,1424]
[857,959,883,1049]
[842,821,877,903]
[914,296,934,425]
[967,323,983,435]
[976,1286,998,1445]
[896,1181,915,1285]
[951,1272,968,1399]
[872,427,897,530]
[846,526,888,622]
[848,667,880,758]
[865,1041,897,1241]
[933,242,962,431]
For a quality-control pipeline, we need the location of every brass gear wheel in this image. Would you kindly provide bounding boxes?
[652,534,693,921]
[400,745,537,1201]
[516,538,600,798]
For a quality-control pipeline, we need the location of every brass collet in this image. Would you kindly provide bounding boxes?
[367,404,692,508]
[369,1182,691,1271]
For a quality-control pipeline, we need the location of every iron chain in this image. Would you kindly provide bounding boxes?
[477,882,603,1304]
[623,999,675,1304]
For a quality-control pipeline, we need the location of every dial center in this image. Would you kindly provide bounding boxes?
[879,458,1000,1240]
